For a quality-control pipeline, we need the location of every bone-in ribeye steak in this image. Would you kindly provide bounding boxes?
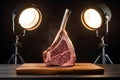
[43,9,76,67]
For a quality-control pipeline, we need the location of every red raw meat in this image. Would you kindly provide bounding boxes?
[43,9,76,67]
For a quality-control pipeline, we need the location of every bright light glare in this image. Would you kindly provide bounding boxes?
[83,9,102,29]
[19,8,41,30]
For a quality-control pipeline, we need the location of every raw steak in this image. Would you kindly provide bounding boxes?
[43,9,76,67]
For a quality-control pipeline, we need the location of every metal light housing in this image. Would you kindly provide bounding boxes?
[15,4,42,31]
[81,4,112,31]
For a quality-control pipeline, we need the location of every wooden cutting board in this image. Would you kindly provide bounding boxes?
[16,63,104,75]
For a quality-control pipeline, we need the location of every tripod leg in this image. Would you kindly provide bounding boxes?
[94,55,101,64]
[105,54,113,64]
[7,54,15,64]
[17,53,25,63]
[18,55,25,63]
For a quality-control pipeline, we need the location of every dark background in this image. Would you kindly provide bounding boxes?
[0,0,120,64]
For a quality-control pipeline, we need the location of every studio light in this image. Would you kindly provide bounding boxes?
[7,4,42,64]
[81,3,113,64]
[81,8,102,31]
[18,7,42,31]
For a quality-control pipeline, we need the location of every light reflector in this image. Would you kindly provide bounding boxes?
[81,4,112,31]
[83,8,102,29]
[18,7,42,31]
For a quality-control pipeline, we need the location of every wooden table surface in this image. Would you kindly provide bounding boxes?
[0,63,120,79]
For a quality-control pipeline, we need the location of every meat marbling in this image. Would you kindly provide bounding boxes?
[43,9,76,67]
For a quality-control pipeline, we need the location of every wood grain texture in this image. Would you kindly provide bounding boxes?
[16,63,104,75]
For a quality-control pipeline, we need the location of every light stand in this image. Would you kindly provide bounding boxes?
[7,13,25,64]
[94,15,113,64]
